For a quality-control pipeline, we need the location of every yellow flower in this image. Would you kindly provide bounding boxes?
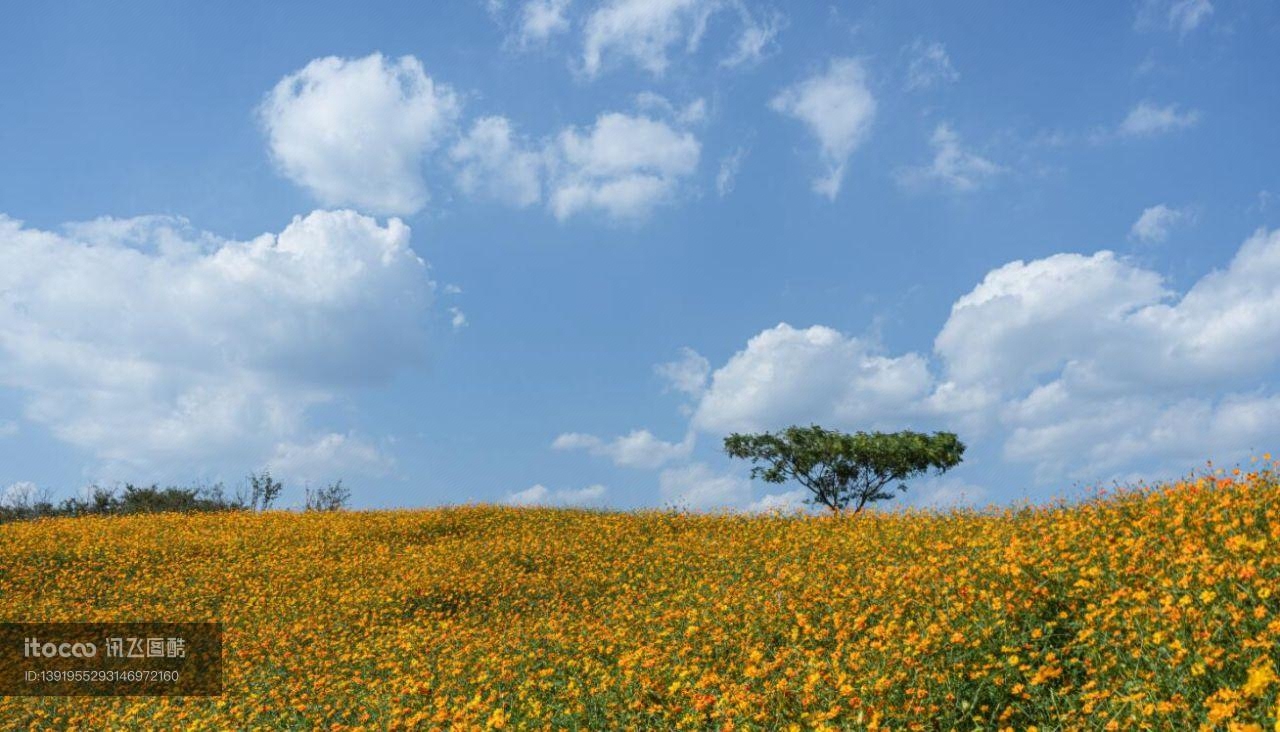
[486,708,509,730]
[1243,661,1278,698]
[1207,698,1238,724]
[4,466,1280,728]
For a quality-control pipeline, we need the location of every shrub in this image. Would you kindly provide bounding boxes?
[305,480,351,512]
[245,470,284,511]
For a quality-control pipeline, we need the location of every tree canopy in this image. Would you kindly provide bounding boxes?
[723,425,965,513]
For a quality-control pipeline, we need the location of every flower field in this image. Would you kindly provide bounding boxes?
[2,463,1280,730]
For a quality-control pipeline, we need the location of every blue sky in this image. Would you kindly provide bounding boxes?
[1,0,1278,511]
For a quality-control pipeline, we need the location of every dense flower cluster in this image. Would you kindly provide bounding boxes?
[1,461,1278,729]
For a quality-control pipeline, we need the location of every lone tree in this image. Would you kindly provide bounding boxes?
[724,425,965,513]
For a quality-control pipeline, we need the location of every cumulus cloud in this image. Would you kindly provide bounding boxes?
[505,482,607,506]
[269,433,393,486]
[895,124,1004,193]
[658,462,750,510]
[933,251,1170,390]
[1117,101,1200,137]
[0,210,433,478]
[1130,204,1193,244]
[553,230,1280,501]
[546,112,700,220]
[770,58,877,199]
[261,55,703,224]
[934,231,1280,393]
[655,347,711,396]
[259,54,461,215]
[581,0,717,76]
[450,116,543,207]
[935,228,1280,478]
[553,429,694,469]
[1002,392,1280,482]
[692,324,933,434]
[580,0,780,77]
[674,228,1280,484]
[443,108,702,222]
[904,39,959,90]
[517,0,572,46]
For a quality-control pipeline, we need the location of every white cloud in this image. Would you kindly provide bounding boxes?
[505,482,607,506]
[259,54,461,216]
[1138,0,1213,35]
[1118,101,1200,137]
[0,420,16,438]
[449,307,469,330]
[895,124,1004,193]
[0,210,433,478]
[1002,392,1280,482]
[770,58,877,199]
[258,51,706,226]
[633,92,707,126]
[655,347,711,396]
[745,488,809,513]
[692,324,933,434]
[1130,204,1193,244]
[935,227,1280,478]
[676,228,1280,484]
[934,232,1280,392]
[580,0,778,77]
[910,477,988,508]
[715,147,747,197]
[547,112,700,220]
[441,107,702,222]
[549,432,599,451]
[553,429,693,469]
[658,462,750,510]
[269,433,393,486]
[581,0,718,76]
[720,7,783,68]
[904,39,959,90]
[933,250,1170,390]
[564,227,1280,501]
[517,0,572,46]
[579,0,783,76]
[449,116,543,208]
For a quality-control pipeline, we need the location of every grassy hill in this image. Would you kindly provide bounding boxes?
[2,463,1278,729]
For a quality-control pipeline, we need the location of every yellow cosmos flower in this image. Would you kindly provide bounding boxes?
[1243,661,1278,698]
